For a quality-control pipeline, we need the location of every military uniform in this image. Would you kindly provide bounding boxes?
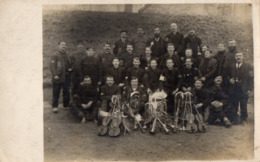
[146,37,167,59]
[100,84,121,112]
[143,67,161,92]
[165,32,184,56]
[107,66,126,85]
[125,67,145,86]
[99,52,115,83]
[50,51,72,108]
[181,67,198,90]
[140,56,153,70]
[81,55,101,85]
[158,52,182,70]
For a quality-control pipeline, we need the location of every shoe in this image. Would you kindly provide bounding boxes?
[224,119,232,128]
[52,107,58,113]
[62,106,69,110]
[81,118,86,123]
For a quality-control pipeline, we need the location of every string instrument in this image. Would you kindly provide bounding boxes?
[108,95,122,137]
[193,104,207,132]
[174,92,184,132]
[184,92,197,133]
[98,110,112,136]
[125,103,145,133]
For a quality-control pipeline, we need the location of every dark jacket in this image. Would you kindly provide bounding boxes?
[181,67,199,88]
[147,37,167,58]
[50,51,72,83]
[214,51,226,75]
[143,67,161,91]
[99,52,115,80]
[165,32,184,55]
[140,56,153,69]
[125,67,145,85]
[81,55,101,83]
[100,84,121,101]
[183,35,202,58]
[133,35,147,57]
[192,88,211,108]
[113,39,133,56]
[70,51,85,76]
[107,66,126,85]
[160,68,183,93]
[223,49,237,76]
[158,52,182,70]
[226,62,253,94]
[77,84,98,104]
[118,52,135,70]
[209,84,229,106]
[198,58,218,79]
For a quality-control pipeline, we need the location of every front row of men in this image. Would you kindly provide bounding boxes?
[63,54,252,128]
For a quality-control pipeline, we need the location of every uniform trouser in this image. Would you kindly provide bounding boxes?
[166,92,175,115]
[71,75,81,95]
[208,108,226,125]
[52,75,70,108]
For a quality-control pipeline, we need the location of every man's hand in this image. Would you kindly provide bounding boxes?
[172,88,179,95]
[81,104,88,109]
[54,75,60,80]
[150,41,154,46]
[194,103,203,109]
[86,101,93,108]
[230,78,235,84]
[68,68,73,72]
[147,88,152,94]
[201,77,206,81]
[248,91,253,98]
[119,83,124,87]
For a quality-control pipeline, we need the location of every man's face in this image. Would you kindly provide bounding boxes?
[59,42,67,53]
[204,51,212,59]
[167,45,175,53]
[137,28,144,36]
[166,60,174,69]
[104,44,111,53]
[170,23,178,33]
[194,80,203,90]
[106,77,114,86]
[202,46,208,52]
[154,28,160,37]
[189,30,195,36]
[150,60,157,69]
[235,53,243,63]
[87,48,94,57]
[112,59,120,68]
[131,79,138,88]
[133,59,140,68]
[185,58,193,68]
[83,78,92,86]
[214,76,223,85]
[228,40,236,52]
[77,44,85,53]
[185,50,193,57]
[218,44,225,52]
[145,48,152,56]
[126,45,133,54]
[120,32,127,39]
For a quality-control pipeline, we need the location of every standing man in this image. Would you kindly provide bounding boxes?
[223,40,238,73]
[214,43,226,75]
[183,29,202,58]
[71,40,85,95]
[50,41,72,113]
[165,23,184,57]
[147,27,167,59]
[227,52,253,124]
[113,30,132,57]
[119,44,135,69]
[81,47,102,86]
[140,47,154,70]
[133,27,147,58]
[99,43,115,83]
[125,57,145,86]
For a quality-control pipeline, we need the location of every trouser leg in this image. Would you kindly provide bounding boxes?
[63,74,71,107]
[240,96,248,120]
[72,75,81,95]
[52,82,62,108]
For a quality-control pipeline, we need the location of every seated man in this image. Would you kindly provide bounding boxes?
[140,46,154,70]
[182,48,199,69]
[192,80,210,122]
[208,76,233,128]
[160,58,182,114]
[70,76,98,123]
[98,75,121,119]
[143,59,162,93]
[122,77,147,115]
[181,58,199,92]
[125,57,145,87]
[106,57,126,88]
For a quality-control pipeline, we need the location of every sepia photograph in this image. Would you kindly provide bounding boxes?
[41,2,256,161]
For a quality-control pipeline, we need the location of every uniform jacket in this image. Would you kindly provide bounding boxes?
[209,84,229,106]
[181,67,199,88]
[183,35,202,58]
[107,66,126,85]
[99,52,115,79]
[81,55,101,83]
[165,32,184,55]
[125,67,145,85]
[140,56,153,69]
[133,35,147,57]
[198,58,218,79]
[223,49,237,75]
[192,88,211,107]
[118,52,135,70]
[100,84,121,101]
[160,68,183,92]
[70,51,85,76]
[146,37,167,58]
[77,84,98,104]
[214,51,226,75]
[158,52,182,70]
[50,51,72,83]
[143,67,161,90]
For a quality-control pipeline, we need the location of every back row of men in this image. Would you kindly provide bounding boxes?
[49,24,253,126]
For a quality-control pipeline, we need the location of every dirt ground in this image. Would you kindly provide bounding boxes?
[44,88,254,161]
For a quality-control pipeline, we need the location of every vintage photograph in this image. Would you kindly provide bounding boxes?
[43,3,254,161]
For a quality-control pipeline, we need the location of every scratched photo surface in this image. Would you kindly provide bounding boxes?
[43,4,254,161]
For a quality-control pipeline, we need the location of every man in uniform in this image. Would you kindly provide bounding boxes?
[125,57,145,87]
[183,29,202,58]
[147,27,167,59]
[227,52,253,124]
[140,47,154,70]
[119,44,135,70]
[113,30,133,56]
[71,40,85,95]
[223,40,238,74]
[165,23,184,57]
[181,58,199,92]
[70,76,99,123]
[133,27,147,58]
[50,41,72,113]
[160,58,182,114]
[214,43,226,75]
[99,43,115,83]
[106,57,126,87]
[81,47,102,86]
[143,59,161,93]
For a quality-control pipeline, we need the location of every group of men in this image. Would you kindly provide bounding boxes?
[49,23,253,128]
